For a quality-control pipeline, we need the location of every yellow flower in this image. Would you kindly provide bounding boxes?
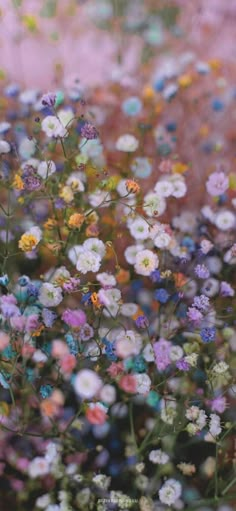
[172,162,188,174]
[13,174,24,190]
[142,85,155,99]
[44,218,57,230]
[19,234,38,252]
[59,185,74,203]
[68,213,85,229]
[178,74,193,88]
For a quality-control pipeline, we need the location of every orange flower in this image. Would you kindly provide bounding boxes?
[19,234,38,252]
[40,398,58,418]
[116,268,130,284]
[125,179,140,194]
[68,213,85,229]
[12,174,24,190]
[91,292,101,309]
[174,272,188,288]
[44,218,57,230]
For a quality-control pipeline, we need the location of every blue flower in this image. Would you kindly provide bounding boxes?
[154,288,170,303]
[0,274,9,287]
[200,327,216,343]
[122,97,142,116]
[42,308,57,328]
[18,275,30,287]
[40,384,53,399]
[65,333,78,356]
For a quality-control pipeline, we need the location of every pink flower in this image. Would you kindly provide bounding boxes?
[86,403,108,425]
[10,315,26,332]
[0,332,10,351]
[119,374,137,393]
[107,362,124,377]
[25,314,40,333]
[52,340,69,359]
[206,171,229,196]
[153,338,171,371]
[59,354,76,374]
[62,309,87,328]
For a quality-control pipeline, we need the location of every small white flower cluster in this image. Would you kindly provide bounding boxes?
[159,478,182,506]
[68,238,106,274]
[149,449,170,464]
[186,406,207,435]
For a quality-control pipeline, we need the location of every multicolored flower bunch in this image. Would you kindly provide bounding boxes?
[0,51,235,511]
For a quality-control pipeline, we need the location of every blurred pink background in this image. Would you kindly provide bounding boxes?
[0,0,236,89]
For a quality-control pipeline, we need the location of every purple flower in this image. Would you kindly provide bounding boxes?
[22,166,42,191]
[42,308,57,327]
[62,278,80,293]
[62,308,87,328]
[135,315,149,329]
[220,281,235,297]
[192,295,210,312]
[194,264,210,279]
[187,307,203,324]
[80,122,98,140]
[41,92,56,108]
[153,338,171,371]
[206,171,229,196]
[176,359,190,371]
[200,326,216,343]
[79,323,94,341]
[0,295,20,318]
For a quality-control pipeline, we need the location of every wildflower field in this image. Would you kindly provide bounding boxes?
[0,1,235,510]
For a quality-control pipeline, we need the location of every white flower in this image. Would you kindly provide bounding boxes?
[66,172,85,191]
[135,249,159,276]
[149,449,169,464]
[159,478,182,505]
[185,353,198,367]
[160,399,177,425]
[32,350,48,364]
[154,179,174,197]
[120,303,138,317]
[143,192,166,217]
[201,205,215,222]
[74,369,102,399]
[99,384,116,405]
[41,115,67,138]
[172,211,197,232]
[205,256,222,274]
[169,345,183,361]
[88,190,111,208]
[83,238,106,258]
[39,283,63,307]
[0,140,11,154]
[209,414,222,437]
[201,278,219,297]
[134,373,151,394]
[96,272,116,287]
[68,245,84,265]
[35,494,51,509]
[19,137,36,159]
[37,160,56,179]
[142,343,155,362]
[57,107,74,127]
[212,361,229,374]
[115,330,142,358]
[116,134,139,152]
[124,244,144,264]
[149,224,172,249]
[186,406,200,421]
[117,179,136,198]
[215,210,235,231]
[171,178,187,198]
[128,218,150,240]
[76,249,101,274]
[28,457,50,478]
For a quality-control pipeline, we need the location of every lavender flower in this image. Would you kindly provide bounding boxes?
[80,122,98,140]
[194,264,210,279]
[41,92,56,108]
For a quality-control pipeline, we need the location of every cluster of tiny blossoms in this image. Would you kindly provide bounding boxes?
[0,54,235,511]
